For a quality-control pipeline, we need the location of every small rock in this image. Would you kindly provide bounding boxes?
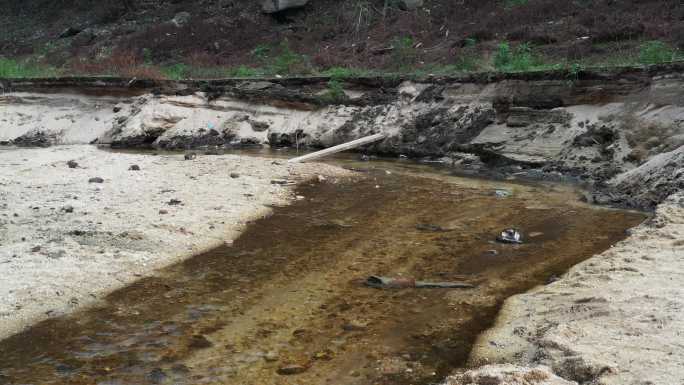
[184,152,197,160]
[129,164,141,171]
[31,245,41,252]
[147,368,167,384]
[271,179,290,185]
[277,364,308,375]
[168,199,182,206]
[188,334,213,349]
[342,320,367,331]
[113,106,121,113]
[88,177,104,183]
[230,172,240,179]
[58,26,82,39]
[61,205,74,213]
[312,349,334,361]
[263,351,279,362]
[159,209,169,215]
[171,11,191,27]
[67,160,79,168]
[494,189,512,198]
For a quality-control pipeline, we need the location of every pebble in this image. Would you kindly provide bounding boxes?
[263,351,279,362]
[61,205,74,213]
[230,172,240,179]
[129,164,141,171]
[67,160,79,169]
[188,334,213,349]
[184,153,197,160]
[88,177,104,183]
[342,320,368,331]
[277,364,308,375]
[159,209,169,215]
[168,199,182,206]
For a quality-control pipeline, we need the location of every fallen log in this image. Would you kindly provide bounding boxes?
[287,133,387,163]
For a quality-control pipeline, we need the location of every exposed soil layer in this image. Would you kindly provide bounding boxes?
[0,168,645,385]
[2,65,683,210]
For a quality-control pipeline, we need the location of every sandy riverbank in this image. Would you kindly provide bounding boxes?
[0,145,352,340]
[445,192,684,384]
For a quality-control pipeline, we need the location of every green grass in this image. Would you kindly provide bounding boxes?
[639,40,677,65]
[0,58,59,78]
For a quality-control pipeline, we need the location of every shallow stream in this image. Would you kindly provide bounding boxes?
[0,151,646,385]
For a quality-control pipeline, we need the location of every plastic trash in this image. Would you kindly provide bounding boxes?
[496,228,523,244]
[494,189,512,198]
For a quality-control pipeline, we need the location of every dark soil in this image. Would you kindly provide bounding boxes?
[1,0,683,72]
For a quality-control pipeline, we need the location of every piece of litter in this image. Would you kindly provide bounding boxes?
[496,229,523,244]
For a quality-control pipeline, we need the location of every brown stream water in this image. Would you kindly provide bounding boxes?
[0,159,646,385]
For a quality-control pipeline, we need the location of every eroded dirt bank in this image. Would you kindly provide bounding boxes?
[0,164,645,385]
[0,145,350,341]
[2,65,684,209]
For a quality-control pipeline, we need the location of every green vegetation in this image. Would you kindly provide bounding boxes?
[160,63,188,80]
[0,58,58,78]
[321,79,349,103]
[639,41,676,65]
[494,41,536,72]
[4,36,684,81]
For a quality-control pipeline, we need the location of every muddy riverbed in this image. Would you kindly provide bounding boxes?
[0,159,645,385]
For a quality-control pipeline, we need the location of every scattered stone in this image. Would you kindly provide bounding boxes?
[67,160,79,169]
[188,334,213,349]
[184,153,197,160]
[312,349,334,361]
[494,189,512,198]
[168,199,182,206]
[31,245,41,253]
[113,106,121,113]
[159,209,169,215]
[415,223,450,232]
[129,164,141,171]
[250,120,270,132]
[263,351,279,362]
[147,368,167,384]
[277,364,309,375]
[58,27,82,39]
[171,11,191,27]
[61,205,74,213]
[271,179,291,185]
[230,172,240,179]
[88,177,104,183]
[342,320,368,331]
